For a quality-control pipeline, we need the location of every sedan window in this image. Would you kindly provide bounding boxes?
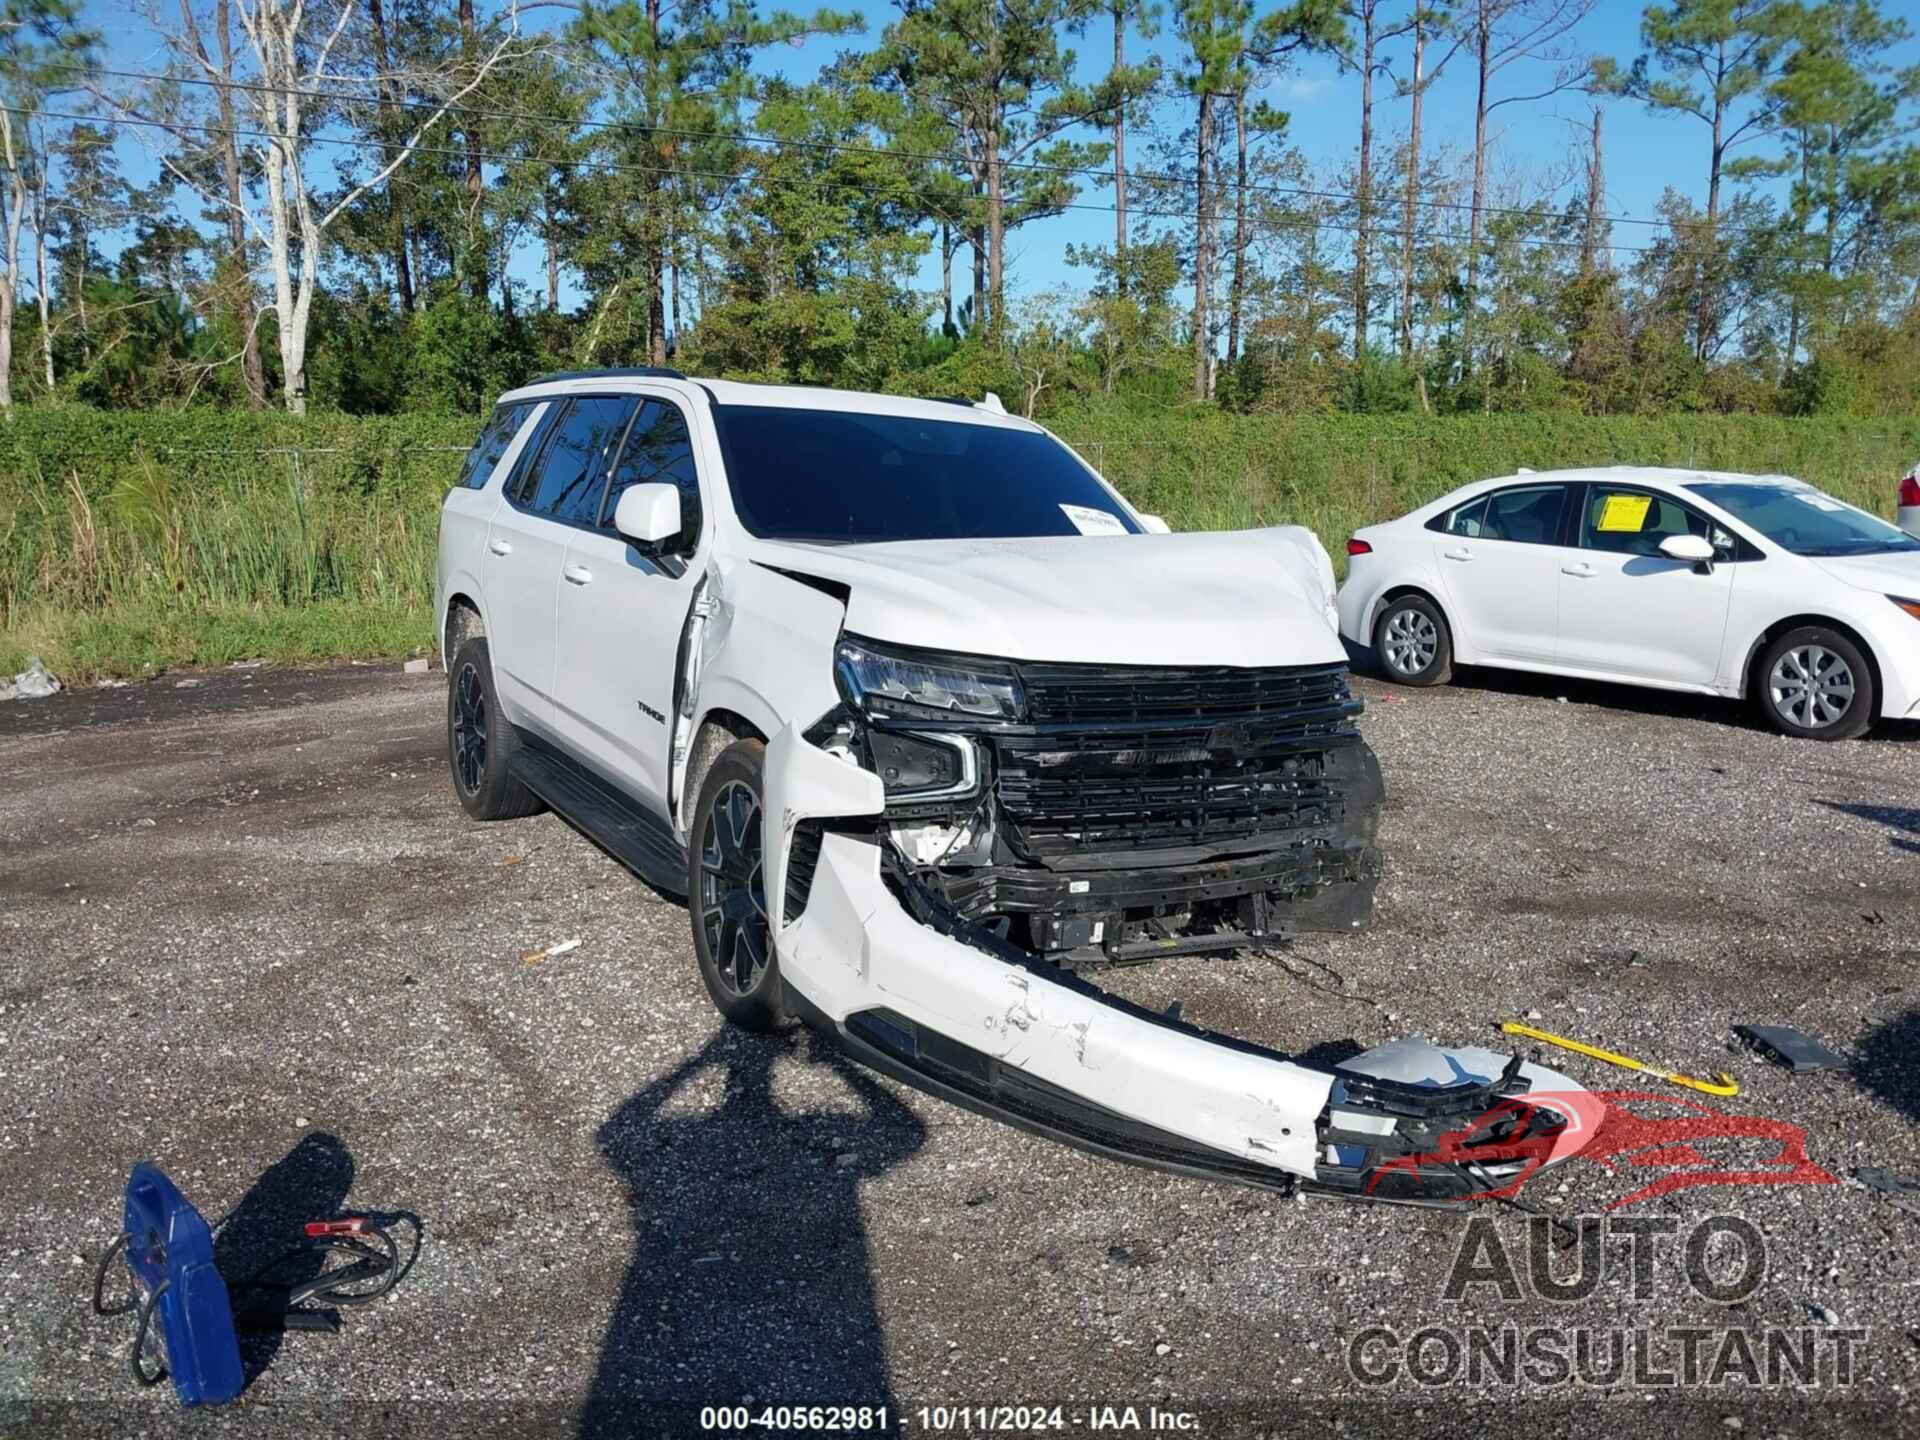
[1432,496,1488,537]
[1581,488,1724,557]
[1479,486,1568,545]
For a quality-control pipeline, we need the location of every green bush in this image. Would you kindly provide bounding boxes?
[4,403,1915,679]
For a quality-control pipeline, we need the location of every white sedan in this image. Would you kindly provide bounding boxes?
[1336,466,1920,740]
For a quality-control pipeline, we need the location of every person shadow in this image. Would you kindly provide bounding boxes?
[211,1131,356,1391]
[579,1028,927,1439]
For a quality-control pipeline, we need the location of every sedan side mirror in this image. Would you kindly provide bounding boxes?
[613,483,681,546]
[1659,533,1716,565]
[1138,513,1172,534]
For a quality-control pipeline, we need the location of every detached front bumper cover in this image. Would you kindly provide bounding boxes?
[764,724,1598,1201]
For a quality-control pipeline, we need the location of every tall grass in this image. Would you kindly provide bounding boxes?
[3,403,1916,678]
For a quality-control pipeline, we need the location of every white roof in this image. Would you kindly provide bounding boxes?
[1484,465,1807,489]
[504,371,1036,430]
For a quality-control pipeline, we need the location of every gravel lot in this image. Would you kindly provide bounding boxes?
[2,660,1918,1438]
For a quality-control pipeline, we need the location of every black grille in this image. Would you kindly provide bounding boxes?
[784,820,824,923]
[993,661,1363,862]
[1019,660,1359,728]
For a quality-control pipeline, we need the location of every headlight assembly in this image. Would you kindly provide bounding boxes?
[834,636,1024,722]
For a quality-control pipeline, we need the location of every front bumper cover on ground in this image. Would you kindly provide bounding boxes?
[764,725,1599,1200]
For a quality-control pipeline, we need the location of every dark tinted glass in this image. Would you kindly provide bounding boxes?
[711,405,1140,543]
[521,397,636,523]
[1688,481,1920,557]
[454,402,531,490]
[1480,486,1567,545]
[604,400,702,553]
[1432,495,1488,537]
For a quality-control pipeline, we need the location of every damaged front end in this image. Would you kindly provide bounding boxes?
[760,635,1598,1202]
[799,634,1384,968]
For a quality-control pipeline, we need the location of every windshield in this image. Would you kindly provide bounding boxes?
[1686,481,1920,557]
[709,404,1140,544]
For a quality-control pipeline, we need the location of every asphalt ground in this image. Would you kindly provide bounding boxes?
[2,659,1918,1439]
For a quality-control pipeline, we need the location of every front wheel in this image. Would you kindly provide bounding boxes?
[688,738,786,1031]
[446,636,545,820]
[1757,627,1875,740]
[1373,594,1453,687]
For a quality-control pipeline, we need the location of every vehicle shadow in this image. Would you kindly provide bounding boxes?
[579,1028,927,1439]
[1852,1011,1920,1126]
[1818,801,1920,855]
[211,1132,356,1390]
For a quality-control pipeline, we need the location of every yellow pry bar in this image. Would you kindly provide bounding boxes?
[1499,1020,1740,1098]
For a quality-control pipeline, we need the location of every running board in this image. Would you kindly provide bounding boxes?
[510,739,688,897]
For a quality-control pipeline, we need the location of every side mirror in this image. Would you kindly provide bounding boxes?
[1659,533,1715,564]
[613,483,680,546]
[1138,513,1172,534]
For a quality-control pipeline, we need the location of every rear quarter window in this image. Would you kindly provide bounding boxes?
[453,402,534,491]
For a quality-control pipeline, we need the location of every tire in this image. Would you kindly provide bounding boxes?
[1757,626,1876,741]
[446,636,545,820]
[687,738,785,1031]
[1373,593,1453,687]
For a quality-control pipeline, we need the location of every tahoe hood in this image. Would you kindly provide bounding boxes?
[745,527,1345,668]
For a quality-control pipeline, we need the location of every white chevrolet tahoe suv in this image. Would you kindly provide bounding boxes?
[435,368,1597,1200]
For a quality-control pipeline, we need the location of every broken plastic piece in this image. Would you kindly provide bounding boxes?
[1733,1024,1845,1072]
[1500,1019,1739,1097]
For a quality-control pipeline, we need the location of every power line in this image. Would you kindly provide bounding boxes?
[58,104,1672,257]
[91,63,1749,239]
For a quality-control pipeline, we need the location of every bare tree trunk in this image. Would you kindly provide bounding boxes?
[366,0,416,314]
[940,221,953,334]
[971,176,985,332]
[1227,87,1248,365]
[460,0,487,301]
[1193,88,1213,401]
[1579,104,1604,276]
[985,130,1004,333]
[184,0,267,404]
[1353,3,1376,368]
[1695,102,1725,363]
[1399,11,1423,365]
[671,246,683,357]
[30,136,52,394]
[544,188,560,310]
[1784,136,1807,374]
[0,111,26,413]
[1112,0,1128,291]
[1463,16,1490,382]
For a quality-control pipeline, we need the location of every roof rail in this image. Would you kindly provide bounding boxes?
[528,366,688,384]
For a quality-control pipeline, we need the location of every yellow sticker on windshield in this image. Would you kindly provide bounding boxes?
[1596,493,1652,533]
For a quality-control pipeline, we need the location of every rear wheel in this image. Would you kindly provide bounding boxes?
[446,636,544,820]
[1757,627,1875,740]
[688,738,785,1031]
[1373,594,1453,687]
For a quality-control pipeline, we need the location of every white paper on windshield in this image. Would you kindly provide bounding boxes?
[1793,491,1847,512]
[1060,503,1129,536]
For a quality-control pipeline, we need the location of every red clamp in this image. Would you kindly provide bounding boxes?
[303,1218,369,1238]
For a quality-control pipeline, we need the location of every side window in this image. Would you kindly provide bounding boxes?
[1582,488,1714,557]
[1433,495,1488,537]
[518,396,637,525]
[453,401,531,491]
[603,399,702,554]
[1479,485,1568,545]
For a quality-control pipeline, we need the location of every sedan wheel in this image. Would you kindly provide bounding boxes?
[1768,644,1855,731]
[1757,626,1875,741]
[1382,608,1438,677]
[1371,595,1453,687]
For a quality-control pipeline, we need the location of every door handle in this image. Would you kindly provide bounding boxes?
[488,538,513,556]
[1443,547,1474,562]
[1562,562,1596,577]
[562,564,593,586]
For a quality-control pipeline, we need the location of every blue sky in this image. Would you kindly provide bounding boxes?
[82,0,1920,311]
